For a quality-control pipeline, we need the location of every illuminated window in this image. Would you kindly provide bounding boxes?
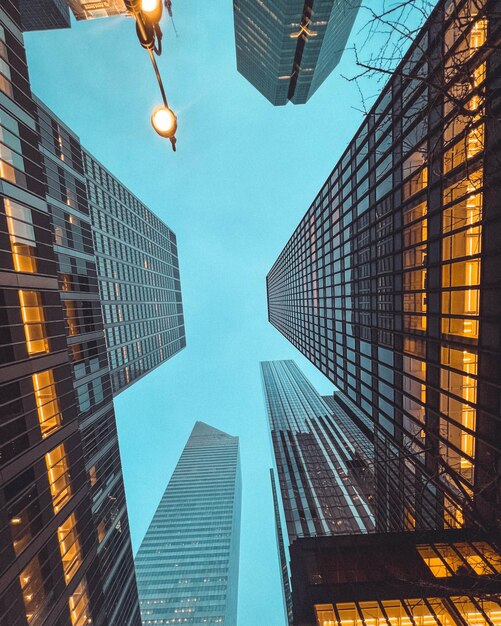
[32,370,61,437]
[443,125,484,173]
[57,513,82,584]
[4,198,37,272]
[46,444,72,514]
[19,290,49,354]
[417,545,451,577]
[89,465,97,487]
[69,578,92,626]
[64,300,79,336]
[471,542,501,574]
[440,351,477,479]
[453,543,498,575]
[19,557,45,624]
[444,495,464,529]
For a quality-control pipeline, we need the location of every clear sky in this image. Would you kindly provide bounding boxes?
[23,3,421,624]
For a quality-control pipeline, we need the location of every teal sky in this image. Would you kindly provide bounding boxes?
[24,3,423,624]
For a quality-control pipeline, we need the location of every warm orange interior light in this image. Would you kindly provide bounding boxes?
[33,370,61,437]
[19,290,49,354]
[58,513,82,584]
[46,444,72,513]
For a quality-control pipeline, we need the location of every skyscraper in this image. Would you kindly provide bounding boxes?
[82,149,185,394]
[261,360,374,624]
[136,422,242,626]
[18,0,70,31]
[262,363,501,626]
[0,1,184,623]
[233,0,361,105]
[267,0,501,533]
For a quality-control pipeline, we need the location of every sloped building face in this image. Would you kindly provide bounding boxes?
[267,0,501,533]
[233,0,361,105]
[135,422,242,626]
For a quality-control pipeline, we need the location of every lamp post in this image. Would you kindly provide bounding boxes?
[125,0,177,151]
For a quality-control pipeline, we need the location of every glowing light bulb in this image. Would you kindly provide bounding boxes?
[151,105,177,139]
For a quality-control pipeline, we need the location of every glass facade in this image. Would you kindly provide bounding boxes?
[267,0,501,533]
[136,422,241,625]
[233,0,361,105]
[35,97,142,625]
[0,2,184,622]
[261,360,375,624]
[18,0,70,31]
[0,2,108,624]
[84,150,186,395]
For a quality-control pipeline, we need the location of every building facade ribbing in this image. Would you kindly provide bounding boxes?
[233,0,361,105]
[83,151,185,395]
[35,96,142,625]
[267,0,501,534]
[0,1,185,623]
[0,1,133,623]
[135,422,241,626]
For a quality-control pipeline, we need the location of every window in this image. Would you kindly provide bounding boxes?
[19,556,46,623]
[46,444,72,514]
[18,291,49,354]
[4,199,37,272]
[69,578,92,626]
[57,513,82,584]
[32,370,61,437]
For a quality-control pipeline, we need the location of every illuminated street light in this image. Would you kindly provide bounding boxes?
[151,105,177,138]
[140,0,163,23]
[124,0,178,151]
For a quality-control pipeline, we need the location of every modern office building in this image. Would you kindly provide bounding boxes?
[262,365,501,626]
[18,0,71,31]
[267,0,501,534]
[262,360,374,541]
[0,1,184,623]
[35,96,142,625]
[233,0,361,105]
[135,421,242,626]
[261,360,375,623]
[83,149,185,395]
[66,0,127,21]
[293,528,501,626]
[0,1,120,624]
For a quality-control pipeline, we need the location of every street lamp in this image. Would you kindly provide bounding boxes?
[125,0,178,151]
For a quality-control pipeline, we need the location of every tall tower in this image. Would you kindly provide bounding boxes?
[262,363,501,626]
[266,0,501,533]
[135,422,242,626]
[233,0,361,105]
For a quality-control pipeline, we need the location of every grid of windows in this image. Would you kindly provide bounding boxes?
[233,0,361,105]
[36,97,142,626]
[267,0,501,533]
[135,422,241,626]
[83,150,185,395]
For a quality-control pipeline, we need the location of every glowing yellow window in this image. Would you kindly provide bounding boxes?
[58,513,82,584]
[444,496,464,529]
[417,545,451,577]
[46,444,72,513]
[19,556,45,623]
[69,578,92,626]
[4,198,37,272]
[452,543,495,575]
[314,604,336,626]
[32,370,61,438]
[472,542,501,574]
[19,291,49,354]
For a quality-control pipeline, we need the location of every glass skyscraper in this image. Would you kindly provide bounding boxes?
[83,149,185,395]
[233,0,361,105]
[0,2,184,623]
[136,422,242,626]
[267,0,501,534]
[262,363,501,626]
